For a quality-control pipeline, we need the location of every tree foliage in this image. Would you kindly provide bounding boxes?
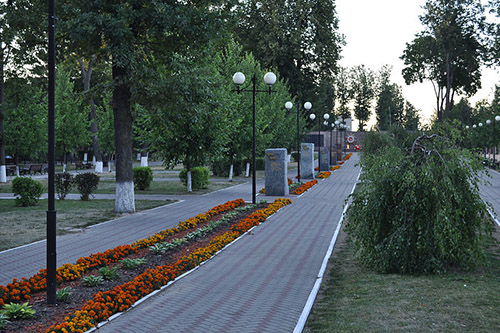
[347,132,491,274]
[401,0,488,120]
[350,65,376,131]
[234,0,344,107]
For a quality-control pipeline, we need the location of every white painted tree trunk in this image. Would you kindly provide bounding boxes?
[92,155,96,165]
[0,165,6,183]
[136,153,141,161]
[16,166,19,177]
[245,162,250,178]
[62,163,67,173]
[228,164,234,182]
[187,170,192,192]
[83,153,88,162]
[108,160,113,172]
[140,156,148,167]
[95,161,103,173]
[115,181,135,213]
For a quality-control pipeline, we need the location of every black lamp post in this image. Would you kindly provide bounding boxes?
[47,0,57,305]
[309,112,329,171]
[495,116,500,166]
[285,101,311,183]
[233,71,276,204]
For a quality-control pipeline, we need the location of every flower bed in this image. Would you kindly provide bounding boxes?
[0,199,245,308]
[318,171,331,179]
[46,198,291,332]
[291,179,318,195]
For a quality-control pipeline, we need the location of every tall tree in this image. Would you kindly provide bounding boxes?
[350,65,376,132]
[334,66,352,122]
[403,102,421,131]
[4,78,47,169]
[235,0,344,107]
[59,0,234,212]
[54,67,90,171]
[375,65,405,130]
[401,0,487,120]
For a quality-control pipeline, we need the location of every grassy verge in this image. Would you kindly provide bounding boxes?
[0,199,170,251]
[305,227,500,332]
[0,178,235,195]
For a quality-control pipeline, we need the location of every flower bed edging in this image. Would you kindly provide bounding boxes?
[0,199,245,308]
[46,198,292,333]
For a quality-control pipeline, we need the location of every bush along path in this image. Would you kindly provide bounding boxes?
[261,152,354,195]
[0,198,291,332]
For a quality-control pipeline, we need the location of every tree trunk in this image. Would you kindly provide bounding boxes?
[79,56,103,171]
[0,39,6,183]
[186,160,192,192]
[140,150,148,167]
[112,63,135,213]
[228,154,234,182]
[245,162,250,178]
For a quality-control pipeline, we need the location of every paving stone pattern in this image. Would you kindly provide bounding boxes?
[99,155,361,333]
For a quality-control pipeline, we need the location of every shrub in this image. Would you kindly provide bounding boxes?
[55,172,74,200]
[74,173,99,200]
[99,266,120,280]
[81,275,104,287]
[133,166,153,190]
[179,167,210,190]
[346,134,491,274]
[56,287,72,303]
[0,313,9,329]
[11,177,44,207]
[120,258,146,270]
[211,159,244,177]
[0,302,36,320]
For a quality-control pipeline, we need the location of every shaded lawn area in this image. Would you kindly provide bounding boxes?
[0,199,170,251]
[0,178,235,195]
[305,227,500,333]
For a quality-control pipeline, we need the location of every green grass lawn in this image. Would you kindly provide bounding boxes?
[0,199,170,251]
[0,178,235,195]
[305,228,500,332]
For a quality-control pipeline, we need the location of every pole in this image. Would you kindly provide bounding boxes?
[494,120,496,166]
[47,0,57,305]
[296,104,301,183]
[252,74,256,204]
[317,117,320,172]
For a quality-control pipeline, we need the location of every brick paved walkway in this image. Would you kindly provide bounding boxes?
[0,154,360,332]
[96,155,361,333]
[479,169,500,226]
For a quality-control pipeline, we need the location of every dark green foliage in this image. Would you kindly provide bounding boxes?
[291,152,300,163]
[360,132,395,156]
[347,133,491,274]
[133,166,153,190]
[211,159,244,177]
[179,167,210,190]
[55,172,74,200]
[11,177,43,207]
[0,302,35,320]
[74,173,99,201]
[255,158,265,171]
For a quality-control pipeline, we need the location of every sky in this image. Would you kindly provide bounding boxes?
[335,0,500,130]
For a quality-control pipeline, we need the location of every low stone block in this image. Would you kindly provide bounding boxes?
[300,143,315,179]
[319,147,330,171]
[265,148,289,196]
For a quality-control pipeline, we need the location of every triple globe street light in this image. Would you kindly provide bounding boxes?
[309,112,330,171]
[285,100,312,183]
[232,71,276,204]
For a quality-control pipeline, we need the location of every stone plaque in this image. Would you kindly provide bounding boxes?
[319,147,330,171]
[265,148,289,196]
[300,143,315,179]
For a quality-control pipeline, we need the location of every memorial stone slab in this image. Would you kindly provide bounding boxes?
[300,143,315,179]
[319,147,330,171]
[265,148,289,196]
